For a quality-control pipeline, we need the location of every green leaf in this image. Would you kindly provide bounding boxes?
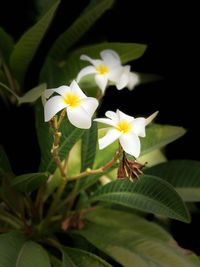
[18,83,46,105]
[62,246,112,267]
[35,100,85,173]
[94,124,186,168]
[63,42,147,81]
[49,0,114,60]
[0,145,12,178]
[0,232,27,267]
[11,172,49,193]
[0,232,51,267]
[10,0,60,85]
[15,241,51,267]
[145,160,200,202]
[50,255,62,267]
[77,208,199,267]
[0,27,14,62]
[81,121,97,171]
[86,207,171,242]
[90,175,190,222]
[140,124,186,156]
[40,57,67,87]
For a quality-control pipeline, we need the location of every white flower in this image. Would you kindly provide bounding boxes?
[44,80,98,129]
[118,66,140,90]
[94,110,158,158]
[76,49,134,94]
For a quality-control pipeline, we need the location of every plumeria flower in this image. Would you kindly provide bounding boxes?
[94,109,158,158]
[76,49,139,93]
[44,80,98,129]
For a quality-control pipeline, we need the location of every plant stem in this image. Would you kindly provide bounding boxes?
[67,149,121,181]
[0,209,22,229]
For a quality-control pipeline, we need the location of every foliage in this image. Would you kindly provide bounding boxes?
[0,1,200,266]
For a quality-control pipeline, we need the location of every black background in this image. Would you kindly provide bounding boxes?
[0,0,199,254]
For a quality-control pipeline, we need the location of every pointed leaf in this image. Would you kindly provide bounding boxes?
[90,175,190,222]
[81,121,97,171]
[11,172,49,193]
[76,208,199,267]
[0,27,14,62]
[140,124,186,156]
[63,42,147,81]
[49,0,114,60]
[18,83,46,105]
[145,160,200,202]
[62,246,111,267]
[10,0,60,85]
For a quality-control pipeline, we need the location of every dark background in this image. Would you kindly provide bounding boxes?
[0,0,199,253]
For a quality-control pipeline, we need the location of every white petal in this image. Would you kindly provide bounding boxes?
[108,66,124,83]
[44,89,55,99]
[120,133,141,158]
[76,66,96,82]
[94,118,116,127]
[95,74,108,93]
[133,118,146,137]
[66,106,92,129]
[81,97,99,116]
[70,80,87,99]
[116,66,131,90]
[80,55,102,66]
[105,110,119,123]
[98,128,121,149]
[127,72,140,90]
[100,49,121,67]
[145,111,159,125]
[44,96,67,122]
[45,86,70,99]
[117,109,134,123]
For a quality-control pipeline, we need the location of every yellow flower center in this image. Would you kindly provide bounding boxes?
[116,120,132,134]
[63,93,81,108]
[96,64,109,75]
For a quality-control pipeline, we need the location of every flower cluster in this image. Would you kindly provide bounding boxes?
[44,49,156,159]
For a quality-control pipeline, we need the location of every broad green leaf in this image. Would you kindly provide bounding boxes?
[77,208,199,267]
[40,57,67,87]
[18,83,46,105]
[63,42,147,81]
[0,232,27,267]
[140,124,186,156]
[10,0,60,85]
[0,27,14,62]
[86,208,172,242]
[62,246,112,267]
[14,241,51,267]
[11,172,49,193]
[94,124,186,168]
[0,145,12,178]
[49,0,114,60]
[138,149,167,167]
[145,160,200,202]
[90,175,190,222]
[81,121,97,171]
[35,100,84,173]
